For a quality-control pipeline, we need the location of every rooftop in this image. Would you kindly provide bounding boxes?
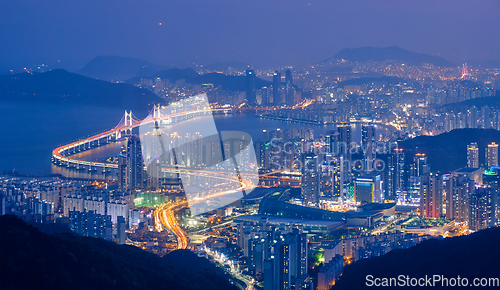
[234,214,345,228]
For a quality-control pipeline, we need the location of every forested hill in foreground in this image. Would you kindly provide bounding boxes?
[0,215,236,290]
[334,227,500,289]
[399,128,500,173]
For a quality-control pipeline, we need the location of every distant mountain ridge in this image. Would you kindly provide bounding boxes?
[128,68,272,92]
[0,69,164,111]
[324,46,454,67]
[79,56,169,81]
[204,61,249,72]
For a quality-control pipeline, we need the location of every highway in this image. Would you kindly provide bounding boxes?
[154,201,189,249]
[154,167,256,250]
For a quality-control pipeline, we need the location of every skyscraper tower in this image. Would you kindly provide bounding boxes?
[272,71,281,106]
[126,135,144,190]
[413,153,429,177]
[361,124,376,171]
[467,143,479,168]
[263,230,308,290]
[486,142,499,168]
[468,187,497,231]
[325,131,338,154]
[246,69,256,106]
[117,145,128,189]
[361,124,376,146]
[336,123,352,198]
[388,148,406,202]
[408,153,429,198]
[420,172,443,218]
[446,171,474,221]
[301,153,320,204]
[261,87,269,106]
[285,69,294,106]
[336,123,351,156]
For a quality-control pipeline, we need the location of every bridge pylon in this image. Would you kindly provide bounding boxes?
[123,110,133,136]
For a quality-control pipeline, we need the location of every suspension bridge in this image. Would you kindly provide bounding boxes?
[51,104,210,172]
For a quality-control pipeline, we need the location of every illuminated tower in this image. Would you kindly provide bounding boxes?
[361,124,376,171]
[336,123,351,156]
[246,69,256,106]
[389,148,406,202]
[126,135,144,190]
[467,142,479,168]
[272,71,282,105]
[117,145,128,189]
[486,142,498,168]
[420,172,443,218]
[408,153,429,198]
[336,123,352,198]
[285,69,294,106]
[301,153,320,204]
[468,187,497,231]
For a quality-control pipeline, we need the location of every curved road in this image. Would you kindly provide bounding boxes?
[154,170,255,250]
[154,201,189,249]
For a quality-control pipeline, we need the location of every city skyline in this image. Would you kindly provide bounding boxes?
[1,1,499,289]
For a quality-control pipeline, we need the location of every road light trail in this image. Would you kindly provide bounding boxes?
[154,170,255,250]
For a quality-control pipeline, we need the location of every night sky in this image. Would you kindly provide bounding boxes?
[1,0,498,73]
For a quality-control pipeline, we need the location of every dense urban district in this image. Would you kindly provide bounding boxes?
[1,46,500,289]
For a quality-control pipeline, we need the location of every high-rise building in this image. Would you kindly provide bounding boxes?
[408,153,429,198]
[262,230,308,290]
[361,124,376,171]
[146,157,160,190]
[287,230,308,280]
[361,124,376,146]
[317,255,343,290]
[285,69,294,106]
[126,135,144,190]
[69,210,112,241]
[246,69,256,106]
[468,187,497,231]
[116,215,126,245]
[420,172,443,218]
[336,123,352,197]
[322,155,343,202]
[272,71,282,105]
[446,169,480,221]
[325,132,337,154]
[486,142,498,168]
[117,145,128,189]
[468,106,478,128]
[467,142,479,168]
[301,153,320,204]
[353,174,383,204]
[336,123,351,156]
[388,148,405,202]
[260,87,269,106]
